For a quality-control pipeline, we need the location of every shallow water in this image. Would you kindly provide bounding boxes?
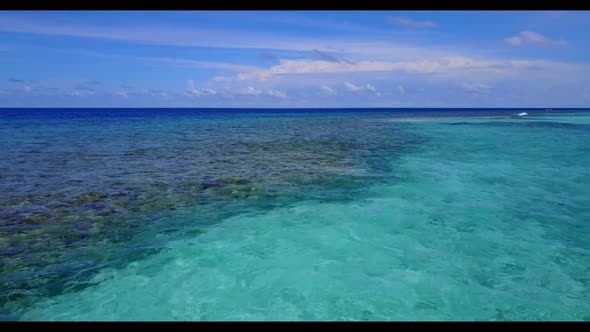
[2,109,590,320]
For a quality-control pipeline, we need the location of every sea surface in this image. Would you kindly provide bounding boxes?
[1,108,589,321]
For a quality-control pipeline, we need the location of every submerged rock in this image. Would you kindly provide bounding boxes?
[200,179,227,189]
[70,192,109,205]
[19,214,50,224]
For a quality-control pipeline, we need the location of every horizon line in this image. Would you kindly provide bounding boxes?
[0,107,586,110]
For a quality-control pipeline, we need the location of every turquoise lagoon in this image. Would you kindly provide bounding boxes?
[1,109,589,320]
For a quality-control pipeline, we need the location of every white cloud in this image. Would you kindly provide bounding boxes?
[209,86,286,99]
[504,30,567,46]
[461,82,492,95]
[240,56,559,81]
[115,91,128,98]
[147,89,168,97]
[187,80,197,90]
[186,80,217,96]
[387,16,438,28]
[237,59,446,81]
[23,85,32,93]
[267,89,287,98]
[186,80,200,96]
[399,85,406,94]
[244,86,263,96]
[344,81,363,92]
[320,85,337,96]
[67,89,95,97]
[344,82,380,96]
[233,56,577,84]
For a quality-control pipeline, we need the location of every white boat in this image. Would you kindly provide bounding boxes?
[516,112,528,116]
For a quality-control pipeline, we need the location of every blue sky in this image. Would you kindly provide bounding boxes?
[1,11,590,107]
